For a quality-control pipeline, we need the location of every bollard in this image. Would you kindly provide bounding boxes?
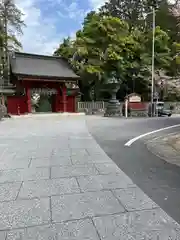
[125,99,128,118]
[17,105,20,115]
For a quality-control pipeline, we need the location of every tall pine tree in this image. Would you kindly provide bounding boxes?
[99,0,180,36]
[0,0,24,85]
[99,0,145,29]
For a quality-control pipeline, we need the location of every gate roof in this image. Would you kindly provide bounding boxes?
[10,52,79,81]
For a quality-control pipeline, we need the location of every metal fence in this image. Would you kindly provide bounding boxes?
[77,101,106,112]
[77,100,180,115]
[0,104,7,119]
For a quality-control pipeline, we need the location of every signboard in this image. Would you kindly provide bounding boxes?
[129,95,141,102]
[31,88,57,95]
[154,92,159,97]
[153,92,159,100]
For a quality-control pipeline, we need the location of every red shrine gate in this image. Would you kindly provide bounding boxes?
[7,52,80,115]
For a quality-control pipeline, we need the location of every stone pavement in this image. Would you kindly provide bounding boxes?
[0,116,180,239]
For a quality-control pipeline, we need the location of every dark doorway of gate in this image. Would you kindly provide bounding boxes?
[31,90,56,113]
[35,95,54,112]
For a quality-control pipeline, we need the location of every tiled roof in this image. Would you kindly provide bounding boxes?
[10,52,79,79]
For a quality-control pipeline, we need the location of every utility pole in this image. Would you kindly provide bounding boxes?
[151,7,155,117]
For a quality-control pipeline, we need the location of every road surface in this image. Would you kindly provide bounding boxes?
[0,115,180,238]
[87,115,180,223]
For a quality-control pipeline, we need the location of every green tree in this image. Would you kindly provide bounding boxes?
[99,0,164,30]
[99,0,180,37]
[0,0,24,82]
[0,0,24,49]
[99,0,180,90]
[72,13,133,100]
[54,12,174,100]
[99,0,146,29]
[54,37,74,59]
[145,0,180,42]
[145,26,172,70]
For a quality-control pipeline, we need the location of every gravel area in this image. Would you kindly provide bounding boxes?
[146,133,180,167]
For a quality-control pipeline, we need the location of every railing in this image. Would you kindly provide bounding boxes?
[77,100,180,115]
[0,104,7,119]
[77,101,105,112]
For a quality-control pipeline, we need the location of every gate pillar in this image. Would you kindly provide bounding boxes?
[62,85,67,112]
[25,87,31,113]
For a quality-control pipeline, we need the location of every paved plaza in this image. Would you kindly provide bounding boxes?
[0,115,179,239]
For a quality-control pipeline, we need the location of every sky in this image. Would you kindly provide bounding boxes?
[14,0,106,55]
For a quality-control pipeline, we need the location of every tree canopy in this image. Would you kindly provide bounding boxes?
[0,0,24,50]
[0,0,24,81]
[54,1,180,101]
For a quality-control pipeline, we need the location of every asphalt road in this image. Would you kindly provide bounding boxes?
[86,115,180,224]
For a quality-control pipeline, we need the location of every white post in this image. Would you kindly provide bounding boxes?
[102,101,105,110]
[77,102,80,111]
[151,8,155,117]
[156,96,158,117]
[125,99,128,118]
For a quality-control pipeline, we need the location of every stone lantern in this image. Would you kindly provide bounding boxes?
[104,74,121,116]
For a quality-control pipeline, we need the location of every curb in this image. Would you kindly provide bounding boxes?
[10,112,86,118]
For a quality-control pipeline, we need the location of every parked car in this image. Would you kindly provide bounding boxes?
[148,102,172,117]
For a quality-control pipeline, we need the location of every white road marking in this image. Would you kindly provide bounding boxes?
[125,124,180,147]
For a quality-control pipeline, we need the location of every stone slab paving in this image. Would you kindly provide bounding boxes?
[0,116,179,239]
[0,167,50,183]
[19,178,80,199]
